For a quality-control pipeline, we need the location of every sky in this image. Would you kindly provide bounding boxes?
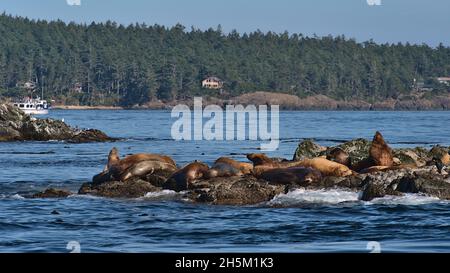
[0,0,449,46]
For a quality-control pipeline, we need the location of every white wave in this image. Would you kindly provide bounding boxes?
[0,193,25,200]
[68,194,104,200]
[11,194,25,200]
[141,190,179,200]
[367,194,444,205]
[268,189,361,206]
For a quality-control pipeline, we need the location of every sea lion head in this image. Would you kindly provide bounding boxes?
[303,168,323,184]
[186,161,210,180]
[373,131,385,144]
[327,147,351,167]
[108,147,120,162]
[246,153,273,166]
[104,147,121,172]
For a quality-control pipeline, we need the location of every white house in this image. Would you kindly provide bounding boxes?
[202,77,224,89]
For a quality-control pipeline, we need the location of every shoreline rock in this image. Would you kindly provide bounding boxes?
[0,104,115,143]
[30,188,73,199]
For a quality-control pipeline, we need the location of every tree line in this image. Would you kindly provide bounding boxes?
[0,13,449,107]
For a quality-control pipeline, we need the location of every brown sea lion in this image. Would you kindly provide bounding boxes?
[257,167,322,186]
[352,132,394,172]
[106,147,177,172]
[102,147,178,182]
[359,163,418,174]
[246,153,274,166]
[327,147,351,167]
[293,158,354,177]
[215,157,253,174]
[120,161,178,181]
[370,131,394,167]
[163,161,209,192]
[359,166,391,174]
[248,153,353,177]
[205,163,243,178]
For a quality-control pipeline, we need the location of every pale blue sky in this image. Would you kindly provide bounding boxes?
[0,0,449,46]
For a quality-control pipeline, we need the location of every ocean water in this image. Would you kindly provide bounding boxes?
[0,110,449,253]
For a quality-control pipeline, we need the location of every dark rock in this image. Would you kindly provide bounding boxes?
[0,104,115,143]
[396,172,450,200]
[316,175,364,190]
[191,176,285,206]
[79,179,161,198]
[32,188,72,199]
[360,167,450,201]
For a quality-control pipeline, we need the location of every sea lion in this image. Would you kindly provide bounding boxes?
[352,132,394,172]
[106,147,177,172]
[359,166,391,174]
[293,158,354,177]
[359,164,418,174]
[327,147,351,167]
[206,157,253,178]
[102,147,178,182]
[120,160,178,181]
[248,153,353,177]
[257,167,322,186]
[163,161,210,192]
[205,162,243,178]
[246,153,274,166]
[370,131,394,167]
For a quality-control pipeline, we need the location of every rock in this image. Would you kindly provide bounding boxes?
[191,176,285,206]
[31,188,72,198]
[335,138,371,164]
[79,179,161,198]
[396,172,450,200]
[393,148,428,167]
[0,104,115,143]
[360,167,450,201]
[313,175,363,190]
[429,145,450,165]
[293,139,326,161]
[68,129,112,143]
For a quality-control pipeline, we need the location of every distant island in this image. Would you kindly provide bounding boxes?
[0,13,450,110]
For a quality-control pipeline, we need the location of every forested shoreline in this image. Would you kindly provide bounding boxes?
[0,13,449,108]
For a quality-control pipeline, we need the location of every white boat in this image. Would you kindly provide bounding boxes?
[12,97,50,115]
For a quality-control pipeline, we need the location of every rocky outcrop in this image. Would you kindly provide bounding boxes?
[293,140,326,161]
[79,179,161,199]
[0,104,114,142]
[73,132,450,205]
[31,188,73,198]
[360,167,450,201]
[189,176,286,206]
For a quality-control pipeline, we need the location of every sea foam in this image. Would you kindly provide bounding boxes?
[268,189,361,206]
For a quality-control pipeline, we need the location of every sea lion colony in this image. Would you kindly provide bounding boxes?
[94,131,446,192]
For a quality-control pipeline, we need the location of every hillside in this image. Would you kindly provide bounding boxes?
[0,13,449,108]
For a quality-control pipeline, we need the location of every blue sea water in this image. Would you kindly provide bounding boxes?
[0,110,449,253]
